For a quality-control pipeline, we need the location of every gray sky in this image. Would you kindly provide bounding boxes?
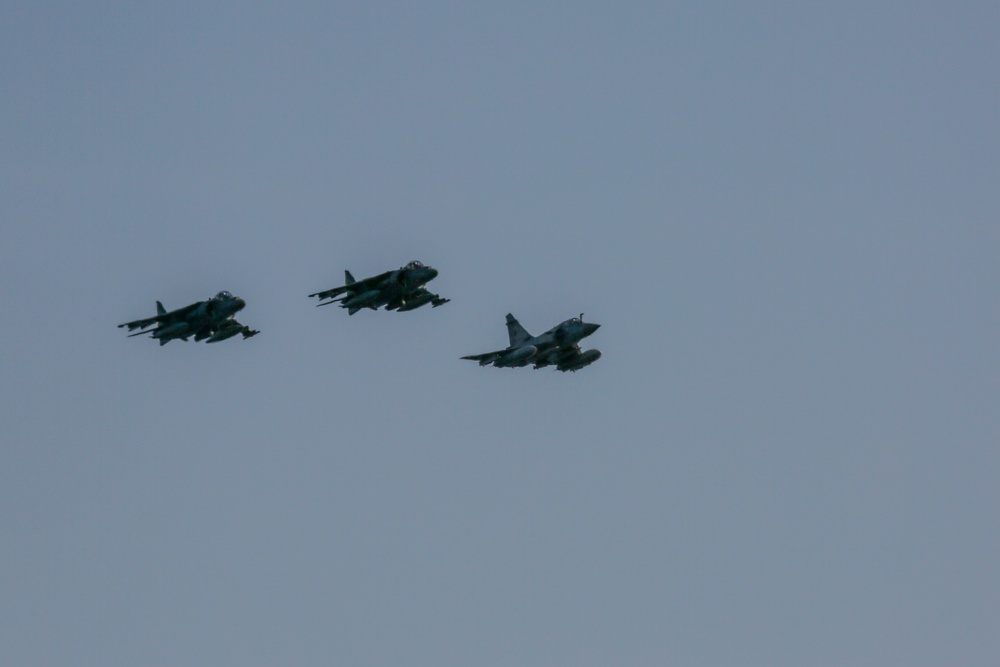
[2,2,997,665]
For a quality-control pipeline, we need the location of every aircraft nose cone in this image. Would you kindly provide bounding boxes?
[234,297,246,311]
[427,267,438,280]
[585,322,600,336]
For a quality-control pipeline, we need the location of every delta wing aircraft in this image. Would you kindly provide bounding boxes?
[308,260,450,315]
[462,313,602,372]
[118,291,259,345]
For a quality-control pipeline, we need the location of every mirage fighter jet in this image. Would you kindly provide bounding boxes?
[308,260,450,315]
[462,313,602,372]
[118,291,259,345]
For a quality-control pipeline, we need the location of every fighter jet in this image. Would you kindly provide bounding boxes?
[308,260,450,315]
[118,291,259,345]
[462,313,602,372]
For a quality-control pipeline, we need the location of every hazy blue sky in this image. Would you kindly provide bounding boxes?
[2,2,997,665]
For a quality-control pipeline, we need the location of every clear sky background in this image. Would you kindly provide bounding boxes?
[2,2,997,666]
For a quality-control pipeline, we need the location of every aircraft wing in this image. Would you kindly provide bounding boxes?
[117,302,200,331]
[217,318,259,339]
[118,315,161,332]
[228,317,259,338]
[386,286,451,311]
[308,284,349,301]
[461,349,506,365]
[194,317,260,342]
[308,270,394,301]
[413,286,450,307]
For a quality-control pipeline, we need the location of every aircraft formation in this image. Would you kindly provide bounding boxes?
[119,261,602,372]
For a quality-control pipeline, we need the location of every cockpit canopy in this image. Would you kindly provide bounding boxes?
[214,291,234,300]
[405,260,425,270]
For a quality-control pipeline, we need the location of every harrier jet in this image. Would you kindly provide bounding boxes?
[308,260,450,315]
[118,291,259,345]
[462,313,602,372]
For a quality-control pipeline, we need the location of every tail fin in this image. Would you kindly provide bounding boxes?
[156,301,167,316]
[345,270,356,285]
[505,313,531,347]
